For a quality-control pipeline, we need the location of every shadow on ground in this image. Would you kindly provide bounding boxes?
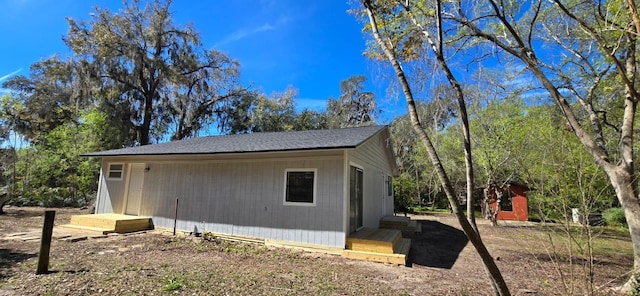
[0,248,37,279]
[407,220,468,269]
[2,209,44,219]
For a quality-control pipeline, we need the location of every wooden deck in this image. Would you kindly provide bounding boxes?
[342,228,411,265]
[59,213,153,234]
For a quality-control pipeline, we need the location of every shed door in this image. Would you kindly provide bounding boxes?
[349,166,363,233]
[125,163,145,215]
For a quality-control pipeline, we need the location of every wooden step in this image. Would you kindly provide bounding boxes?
[343,227,412,265]
[380,216,411,227]
[58,224,114,234]
[342,250,407,265]
[67,214,152,234]
[70,215,117,229]
[380,216,421,234]
[394,238,411,256]
[346,228,401,254]
[114,219,152,233]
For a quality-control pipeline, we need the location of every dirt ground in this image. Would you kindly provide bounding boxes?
[0,207,633,295]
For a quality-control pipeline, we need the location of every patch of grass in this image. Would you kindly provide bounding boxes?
[315,281,337,295]
[162,275,184,292]
[214,241,268,255]
[193,241,212,253]
[535,224,633,258]
[411,205,430,212]
[422,208,451,213]
[122,264,139,272]
[19,260,37,272]
[590,235,633,256]
[159,262,170,269]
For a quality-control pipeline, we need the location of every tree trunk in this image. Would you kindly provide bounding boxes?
[0,190,7,215]
[362,1,510,295]
[397,0,478,232]
[607,168,640,292]
[0,198,6,215]
[140,95,154,146]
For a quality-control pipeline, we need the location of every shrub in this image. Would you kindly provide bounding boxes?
[602,207,627,227]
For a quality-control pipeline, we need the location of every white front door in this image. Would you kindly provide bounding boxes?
[125,163,145,215]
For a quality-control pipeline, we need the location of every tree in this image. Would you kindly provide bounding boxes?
[64,0,244,145]
[251,87,299,132]
[390,98,457,172]
[0,107,115,208]
[390,99,458,210]
[293,109,328,131]
[357,1,509,294]
[0,95,19,214]
[469,99,616,220]
[218,92,256,134]
[358,0,640,291]
[426,1,640,291]
[1,58,85,144]
[470,97,528,187]
[224,86,329,134]
[0,80,123,209]
[326,75,377,128]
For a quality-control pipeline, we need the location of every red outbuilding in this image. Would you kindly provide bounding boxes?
[482,182,529,221]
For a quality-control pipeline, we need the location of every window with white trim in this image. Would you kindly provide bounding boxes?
[107,163,124,180]
[386,175,393,196]
[284,169,317,205]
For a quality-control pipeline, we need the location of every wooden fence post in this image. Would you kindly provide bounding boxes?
[36,210,55,274]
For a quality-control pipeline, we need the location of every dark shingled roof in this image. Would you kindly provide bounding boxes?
[83,125,388,157]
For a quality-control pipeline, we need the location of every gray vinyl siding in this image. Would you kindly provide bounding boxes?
[97,154,345,248]
[347,132,396,229]
[95,159,128,214]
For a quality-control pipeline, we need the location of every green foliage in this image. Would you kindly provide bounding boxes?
[251,87,300,132]
[226,87,329,134]
[229,75,377,134]
[603,208,627,228]
[393,172,418,212]
[294,109,328,131]
[3,108,115,207]
[389,98,457,172]
[162,275,184,292]
[628,276,640,296]
[390,96,617,220]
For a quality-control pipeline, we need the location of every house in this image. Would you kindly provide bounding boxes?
[83,125,399,252]
[481,182,529,221]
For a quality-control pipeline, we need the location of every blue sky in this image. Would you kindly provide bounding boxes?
[0,0,407,124]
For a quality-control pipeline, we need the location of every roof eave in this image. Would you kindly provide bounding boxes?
[81,145,358,158]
